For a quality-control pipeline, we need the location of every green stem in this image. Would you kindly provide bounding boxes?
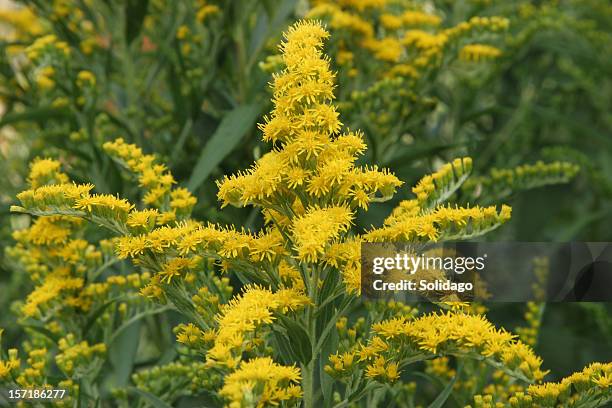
[302,361,315,408]
[302,263,319,408]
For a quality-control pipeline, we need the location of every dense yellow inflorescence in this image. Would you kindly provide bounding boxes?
[219,357,302,408]
[206,285,310,369]
[469,362,612,407]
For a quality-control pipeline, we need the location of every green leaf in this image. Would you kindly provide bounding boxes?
[83,298,120,336]
[125,0,150,44]
[275,314,312,364]
[21,324,60,343]
[271,330,297,365]
[109,320,141,387]
[316,269,340,338]
[127,387,174,408]
[427,364,461,408]
[109,306,171,344]
[187,104,260,192]
[319,329,339,408]
[0,106,71,128]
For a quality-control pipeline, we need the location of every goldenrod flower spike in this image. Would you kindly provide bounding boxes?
[463,161,580,202]
[481,362,612,408]
[218,20,401,214]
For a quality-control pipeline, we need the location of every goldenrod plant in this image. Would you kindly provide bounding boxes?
[2,21,611,407]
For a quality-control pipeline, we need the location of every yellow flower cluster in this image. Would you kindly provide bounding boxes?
[380,11,442,30]
[55,335,106,375]
[291,206,353,262]
[16,143,197,232]
[25,34,70,61]
[516,302,544,347]
[0,5,43,38]
[367,203,512,243]
[10,158,152,325]
[469,362,612,407]
[22,270,84,317]
[103,138,196,218]
[15,348,47,388]
[460,44,503,62]
[207,285,310,369]
[12,19,602,408]
[214,22,403,295]
[26,157,69,188]
[522,362,612,406]
[176,323,212,348]
[15,182,92,211]
[0,330,20,380]
[11,185,111,319]
[73,193,134,222]
[195,1,220,22]
[414,157,473,208]
[219,357,302,408]
[12,215,78,247]
[0,354,20,379]
[354,311,548,383]
[356,157,513,245]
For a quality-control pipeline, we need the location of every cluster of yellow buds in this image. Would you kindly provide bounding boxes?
[103,138,196,218]
[516,302,544,347]
[55,334,106,376]
[15,348,47,388]
[325,351,358,378]
[130,360,221,400]
[26,158,69,188]
[191,277,233,322]
[25,34,70,61]
[195,1,220,23]
[460,44,503,62]
[413,157,473,209]
[175,323,212,350]
[463,161,580,202]
[0,330,20,380]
